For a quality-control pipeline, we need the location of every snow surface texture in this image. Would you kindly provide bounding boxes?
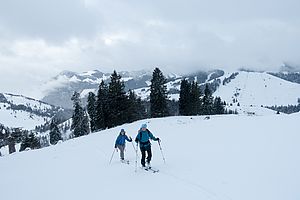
[1,114,299,200]
[214,71,300,106]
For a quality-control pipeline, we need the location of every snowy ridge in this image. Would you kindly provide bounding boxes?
[0,114,299,200]
[214,71,300,106]
[0,103,48,130]
[0,93,63,129]
[4,93,54,111]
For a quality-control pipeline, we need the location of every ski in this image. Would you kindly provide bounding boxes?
[143,167,159,173]
[120,160,130,164]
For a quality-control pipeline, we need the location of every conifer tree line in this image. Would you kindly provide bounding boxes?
[1,68,227,152]
[72,70,148,136]
[179,80,225,116]
[0,124,42,154]
[71,68,226,137]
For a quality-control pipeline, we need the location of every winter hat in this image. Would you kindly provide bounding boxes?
[141,124,147,129]
[120,128,125,133]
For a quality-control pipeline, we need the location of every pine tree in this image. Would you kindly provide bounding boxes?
[20,132,41,151]
[107,70,129,128]
[190,81,201,115]
[49,119,62,145]
[167,99,179,116]
[127,90,146,122]
[87,92,97,132]
[8,135,16,154]
[95,80,108,130]
[82,110,90,135]
[179,79,191,115]
[150,68,169,118]
[201,84,214,115]
[71,91,86,138]
[213,97,225,114]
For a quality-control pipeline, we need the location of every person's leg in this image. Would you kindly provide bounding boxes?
[140,146,146,167]
[119,145,125,160]
[117,145,125,160]
[146,145,152,164]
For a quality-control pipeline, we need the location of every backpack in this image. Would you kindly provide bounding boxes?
[138,129,151,147]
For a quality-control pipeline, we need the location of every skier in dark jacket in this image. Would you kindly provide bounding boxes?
[135,124,160,168]
[115,129,132,161]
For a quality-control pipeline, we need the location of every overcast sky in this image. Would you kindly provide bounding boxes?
[0,0,300,98]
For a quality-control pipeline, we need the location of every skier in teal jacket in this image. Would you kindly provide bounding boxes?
[135,124,160,168]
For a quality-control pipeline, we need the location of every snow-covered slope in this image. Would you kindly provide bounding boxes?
[1,114,299,200]
[0,93,63,129]
[214,71,300,106]
[3,93,54,111]
[41,69,300,109]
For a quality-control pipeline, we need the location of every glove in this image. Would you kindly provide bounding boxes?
[156,138,160,142]
[135,138,139,143]
[129,136,132,141]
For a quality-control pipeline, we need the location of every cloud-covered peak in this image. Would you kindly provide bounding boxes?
[1,0,300,98]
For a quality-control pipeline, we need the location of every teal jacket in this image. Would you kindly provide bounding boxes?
[135,129,158,146]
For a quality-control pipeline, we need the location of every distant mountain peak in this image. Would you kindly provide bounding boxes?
[58,70,78,78]
[280,63,300,73]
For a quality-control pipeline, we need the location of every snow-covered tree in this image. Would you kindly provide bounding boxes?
[49,119,62,145]
[20,132,41,151]
[71,91,88,138]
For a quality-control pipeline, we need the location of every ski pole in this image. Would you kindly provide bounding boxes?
[109,148,116,164]
[135,142,138,172]
[131,141,137,152]
[158,140,166,164]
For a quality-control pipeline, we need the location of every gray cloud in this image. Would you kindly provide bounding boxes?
[0,0,300,98]
[0,0,99,41]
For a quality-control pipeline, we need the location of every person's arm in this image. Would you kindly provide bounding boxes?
[148,130,159,141]
[125,135,132,142]
[115,136,119,148]
[135,131,141,143]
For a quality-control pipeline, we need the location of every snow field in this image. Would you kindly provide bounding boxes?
[0,102,48,129]
[0,114,299,200]
[215,71,300,106]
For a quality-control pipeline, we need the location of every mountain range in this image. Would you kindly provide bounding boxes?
[41,68,300,109]
[1,67,300,130]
